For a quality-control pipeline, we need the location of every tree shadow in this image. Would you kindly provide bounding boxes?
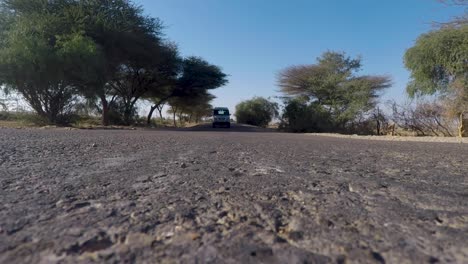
[144,123,279,133]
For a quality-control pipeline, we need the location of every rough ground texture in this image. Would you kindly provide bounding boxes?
[306,133,468,144]
[1,125,467,263]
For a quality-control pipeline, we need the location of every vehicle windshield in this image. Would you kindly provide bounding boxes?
[214,109,229,116]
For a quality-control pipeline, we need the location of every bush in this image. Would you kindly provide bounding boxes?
[0,111,49,126]
[0,111,12,121]
[105,99,138,125]
[389,100,456,137]
[280,99,332,133]
[235,97,278,127]
[72,115,102,127]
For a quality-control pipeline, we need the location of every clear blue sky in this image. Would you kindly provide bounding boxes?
[136,0,464,112]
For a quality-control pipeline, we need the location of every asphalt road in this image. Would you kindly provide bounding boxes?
[1,125,467,263]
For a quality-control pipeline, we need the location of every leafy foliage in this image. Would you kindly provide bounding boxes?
[280,99,332,133]
[405,25,468,97]
[235,97,278,127]
[167,92,215,127]
[278,51,391,132]
[146,56,228,125]
[109,42,179,125]
[0,0,102,123]
[0,0,227,126]
[405,24,468,136]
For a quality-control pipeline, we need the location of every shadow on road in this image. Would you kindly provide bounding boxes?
[147,123,278,133]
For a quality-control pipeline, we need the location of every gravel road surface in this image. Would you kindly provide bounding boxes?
[1,124,467,263]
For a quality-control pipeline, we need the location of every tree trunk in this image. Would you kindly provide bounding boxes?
[375,108,381,135]
[173,111,177,127]
[147,105,157,125]
[123,99,139,126]
[158,108,163,120]
[459,112,466,138]
[376,119,381,135]
[177,111,184,125]
[147,100,167,125]
[123,108,132,126]
[100,96,109,126]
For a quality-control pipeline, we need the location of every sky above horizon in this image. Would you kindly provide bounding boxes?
[136,0,464,113]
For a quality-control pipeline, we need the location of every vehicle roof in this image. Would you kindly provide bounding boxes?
[213,107,229,110]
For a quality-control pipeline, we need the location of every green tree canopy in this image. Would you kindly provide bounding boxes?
[278,51,392,129]
[167,91,215,126]
[235,97,278,127]
[75,0,174,125]
[404,25,467,97]
[176,57,228,92]
[0,0,181,125]
[404,24,468,136]
[0,0,102,123]
[280,98,332,133]
[146,56,228,124]
[108,41,179,125]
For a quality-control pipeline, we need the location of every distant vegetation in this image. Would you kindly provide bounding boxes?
[0,0,466,137]
[0,0,227,126]
[277,51,391,133]
[236,1,467,137]
[235,97,278,127]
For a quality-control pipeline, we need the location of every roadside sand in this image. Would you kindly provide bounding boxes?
[308,133,468,144]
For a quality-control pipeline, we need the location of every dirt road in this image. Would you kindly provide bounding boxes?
[1,125,467,263]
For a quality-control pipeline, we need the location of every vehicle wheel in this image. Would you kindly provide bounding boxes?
[212,124,216,128]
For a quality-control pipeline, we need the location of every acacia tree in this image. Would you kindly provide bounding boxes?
[0,0,102,123]
[109,42,179,125]
[278,51,391,131]
[146,56,228,125]
[189,102,214,123]
[167,90,215,127]
[0,0,170,125]
[404,24,468,137]
[177,92,215,123]
[75,0,174,126]
[145,84,176,125]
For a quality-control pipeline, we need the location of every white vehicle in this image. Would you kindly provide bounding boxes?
[212,107,231,128]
